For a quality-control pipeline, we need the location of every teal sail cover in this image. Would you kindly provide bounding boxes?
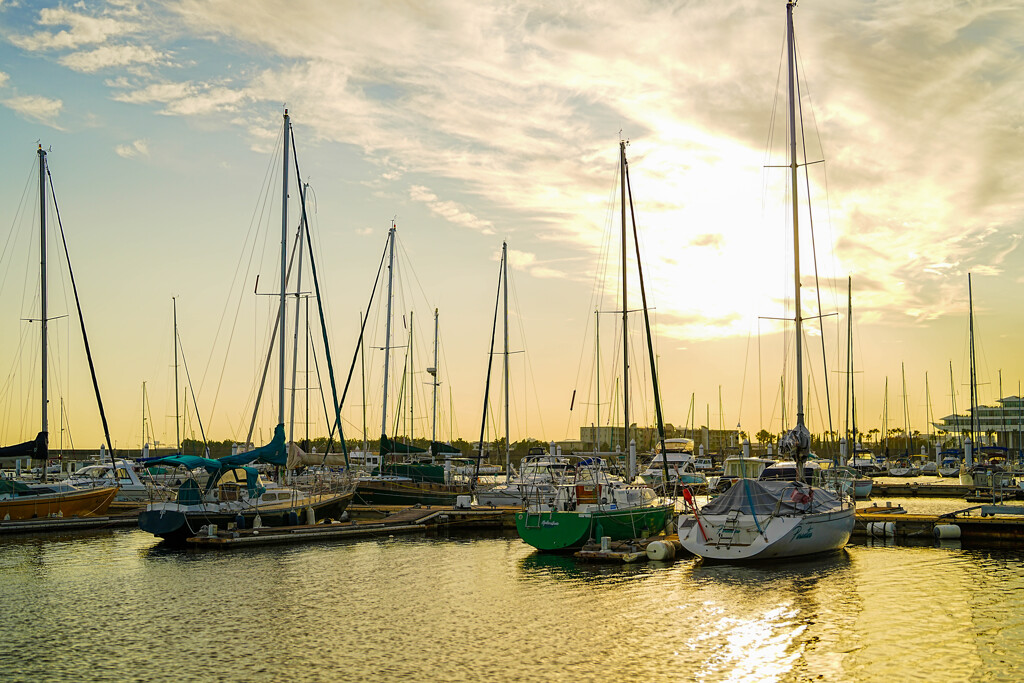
[431,441,461,456]
[380,434,427,456]
[239,423,287,467]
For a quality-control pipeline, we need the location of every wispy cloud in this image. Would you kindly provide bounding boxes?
[114,138,149,158]
[409,185,495,235]
[0,72,9,88]
[60,43,164,72]
[2,94,63,128]
[11,6,138,51]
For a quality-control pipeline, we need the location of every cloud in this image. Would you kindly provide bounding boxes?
[409,185,495,234]
[0,72,9,88]
[60,43,163,72]
[2,95,63,128]
[114,138,149,158]
[112,80,247,115]
[11,6,138,51]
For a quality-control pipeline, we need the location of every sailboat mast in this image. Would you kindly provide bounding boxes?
[279,109,290,429]
[503,241,510,476]
[786,1,805,455]
[288,204,305,457]
[968,273,978,443]
[595,310,601,431]
[409,310,414,444]
[360,311,367,452]
[620,140,630,451]
[845,277,852,450]
[173,297,180,451]
[39,145,48,458]
[381,224,396,444]
[431,308,439,447]
[949,361,961,449]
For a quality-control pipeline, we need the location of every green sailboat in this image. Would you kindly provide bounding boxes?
[515,140,676,552]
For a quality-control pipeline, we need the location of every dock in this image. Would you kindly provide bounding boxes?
[0,511,139,536]
[186,504,518,548]
[869,481,1022,499]
[855,505,1024,543]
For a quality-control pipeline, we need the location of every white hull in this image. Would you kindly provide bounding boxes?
[678,505,855,561]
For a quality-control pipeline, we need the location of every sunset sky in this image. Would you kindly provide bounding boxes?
[1,0,1023,453]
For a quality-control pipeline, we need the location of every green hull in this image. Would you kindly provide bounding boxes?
[516,503,674,552]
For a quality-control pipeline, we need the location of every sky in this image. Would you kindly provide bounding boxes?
[1,0,1023,453]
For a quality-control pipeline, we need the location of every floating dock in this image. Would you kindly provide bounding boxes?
[186,505,518,548]
[869,482,1022,499]
[0,511,139,536]
[855,505,1024,543]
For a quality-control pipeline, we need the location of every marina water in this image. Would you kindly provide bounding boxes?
[2,518,1023,682]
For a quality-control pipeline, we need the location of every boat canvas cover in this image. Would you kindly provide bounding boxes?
[0,479,32,495]
[701,479,844,516]
[0,431,47,465]
[380,434,427,456]
[233,423,286,467]
[430,441,461,456]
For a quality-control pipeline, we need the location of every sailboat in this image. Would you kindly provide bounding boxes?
[353,224,474,506]
[678,1,855,561]
[138,110,355,541]
[515,140,675,552]
[0,146,119,521]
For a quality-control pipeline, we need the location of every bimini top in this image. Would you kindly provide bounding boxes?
[700,479,844,516]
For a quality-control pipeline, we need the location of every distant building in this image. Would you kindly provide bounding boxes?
[934,396,1024,449]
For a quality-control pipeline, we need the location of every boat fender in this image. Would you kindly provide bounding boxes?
[866,521,895,538]
[933,524,961,540]
[306,506,316,525]
[646,540,676,562]
[253,513,263,529]
[600,536,611,552]
[235,513,245,530]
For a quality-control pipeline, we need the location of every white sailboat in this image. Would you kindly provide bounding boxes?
[678,1,855,561]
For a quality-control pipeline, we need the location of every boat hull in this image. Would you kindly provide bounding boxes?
[678,506,855,561]
[516,503,674,552]
[0,486,118,521]
[354,479,471,506]
[139,491,354,543]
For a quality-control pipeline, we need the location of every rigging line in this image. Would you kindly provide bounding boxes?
[508,260,546,439]
[338,234,390,410]
[176,327,209,453]
[205,131,284,431]
[0,161,37,296]
[291,127,350,462]
[244,226,303,446]
[794,30,835,458]
[624,152,669,485]
[474,247,504,485]
[45,157,115,466]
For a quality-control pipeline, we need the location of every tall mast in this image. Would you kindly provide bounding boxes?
[595,310,601,433]
[845,277,852,449]
[968,273,977,443]
[173,297,180,451]
[381,224,396,443]
[39,145,48,458]
[786,0,806,480]
[360,311,367,452]
[288,197,305,457]
[502,241,510,477]
[949,361,961,449]
[141,381,146,451]
[278,109,290,428]
[431,308,439,448]
[619,140,630,451]
[405,311,409,448]
[901,362,910,456]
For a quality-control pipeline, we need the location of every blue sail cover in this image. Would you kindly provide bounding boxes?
[142,454,223,473]
[235,423,287,467]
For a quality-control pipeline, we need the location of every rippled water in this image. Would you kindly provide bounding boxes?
[1,528,1023,682]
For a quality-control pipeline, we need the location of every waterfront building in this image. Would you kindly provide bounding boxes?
[933,396,1024,449]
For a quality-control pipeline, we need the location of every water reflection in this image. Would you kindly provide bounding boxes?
[4,529,1024,682]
